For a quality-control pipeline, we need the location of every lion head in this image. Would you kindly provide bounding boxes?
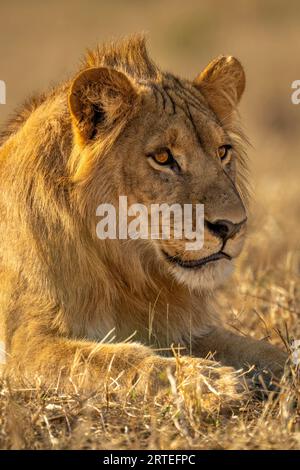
[68,36,248,292]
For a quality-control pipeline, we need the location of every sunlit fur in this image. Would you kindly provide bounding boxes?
[0,35,286,393]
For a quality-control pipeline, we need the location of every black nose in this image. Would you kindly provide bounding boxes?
[206,218,247,241]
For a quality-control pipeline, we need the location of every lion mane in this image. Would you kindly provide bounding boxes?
[0,35,285,393]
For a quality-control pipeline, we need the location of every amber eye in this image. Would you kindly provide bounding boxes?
[218,144,232,162]
[152,149,174,166]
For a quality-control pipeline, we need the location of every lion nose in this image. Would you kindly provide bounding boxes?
[206,218,247,241]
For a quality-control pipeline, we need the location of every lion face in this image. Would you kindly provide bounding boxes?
[69,51,247,291]
[118,89,246,290]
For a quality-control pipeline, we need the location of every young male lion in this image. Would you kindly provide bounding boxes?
[0,35,287,395]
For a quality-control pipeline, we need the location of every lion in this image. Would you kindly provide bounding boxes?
[0,35,287,396]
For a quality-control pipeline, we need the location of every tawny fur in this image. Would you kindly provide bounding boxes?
[0,35,286,394]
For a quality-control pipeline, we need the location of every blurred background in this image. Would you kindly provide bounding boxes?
[0,0,299,339]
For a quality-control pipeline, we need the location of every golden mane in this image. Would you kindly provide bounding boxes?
[83,34,160,81]
[0,35,286,399]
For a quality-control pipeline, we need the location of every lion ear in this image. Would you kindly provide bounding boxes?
[69,67,138,145]
[193,56,245,121]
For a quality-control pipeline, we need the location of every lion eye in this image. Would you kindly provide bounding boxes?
[153,149,174,166]
[217,144,232,162]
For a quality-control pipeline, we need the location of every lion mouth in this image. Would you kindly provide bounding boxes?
[162,250,232,269]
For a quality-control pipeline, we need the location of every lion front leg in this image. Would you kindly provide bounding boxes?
[192,326,288,393]
[6,327,174,394]
[5,324,241,403]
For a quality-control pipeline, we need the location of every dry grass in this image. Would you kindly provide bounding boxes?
[0,347,299,449]
[1,0,300,450]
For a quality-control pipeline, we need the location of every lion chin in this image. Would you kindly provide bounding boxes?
[167,258,234,291]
